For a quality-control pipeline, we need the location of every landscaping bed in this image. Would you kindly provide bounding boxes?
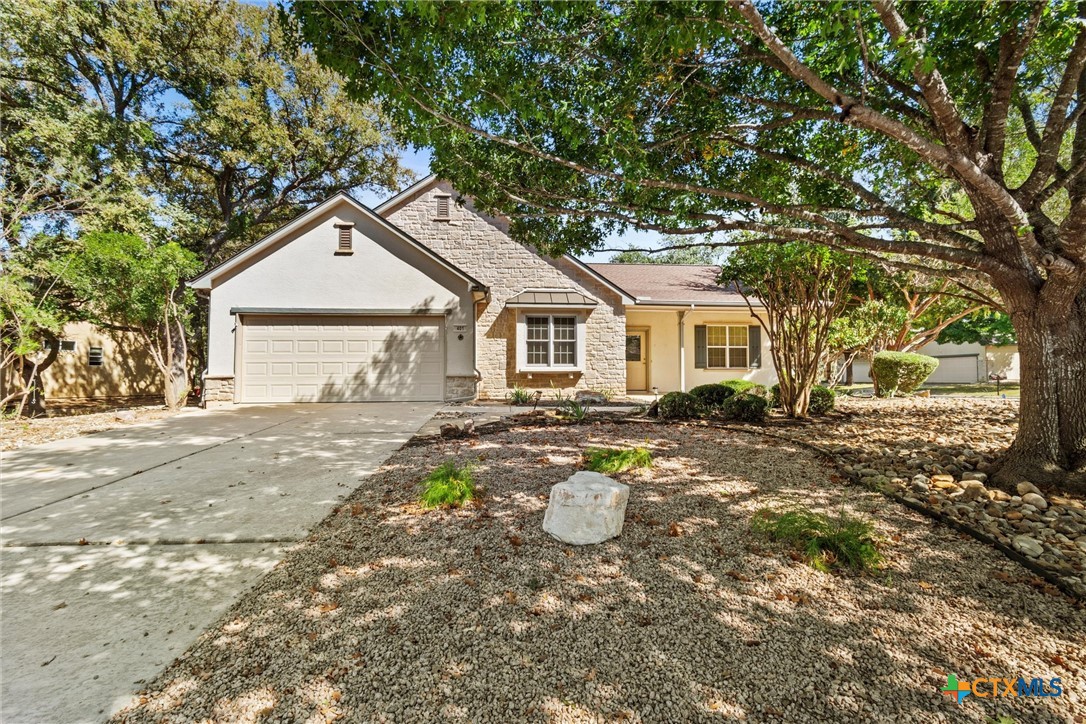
[753,396,1086,599]
[116,421,1083,723]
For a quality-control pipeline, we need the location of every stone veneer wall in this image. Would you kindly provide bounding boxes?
[387,182,626,399]
[202,376,234,407]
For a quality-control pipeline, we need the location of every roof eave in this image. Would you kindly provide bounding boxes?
[186,190,488,294]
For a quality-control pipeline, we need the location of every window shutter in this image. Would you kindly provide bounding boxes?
[694,325,707,369]
[748,325,761,368]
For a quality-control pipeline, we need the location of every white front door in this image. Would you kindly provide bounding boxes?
[625,330,648,391]
[239,314,444,402]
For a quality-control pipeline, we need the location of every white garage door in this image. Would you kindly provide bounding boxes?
[928,355,980,384]
[240,315,444,403]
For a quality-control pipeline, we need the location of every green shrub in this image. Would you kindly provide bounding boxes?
[871,351,939,397]
[583,446,653,473]
[419,462,476,509]
[769,383,834,414]
[809,385,836,414]
[658,391,702,419]
[720,379,758,396]
[507,384,534,405]
[768,383,781,409]
[720,392,769,423]
[689,383,734,409]
[751,508,882,572]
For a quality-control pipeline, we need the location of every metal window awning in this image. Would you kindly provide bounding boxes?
[505,290,598,308]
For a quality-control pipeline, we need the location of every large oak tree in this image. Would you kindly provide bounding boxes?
[294,0,1086,492]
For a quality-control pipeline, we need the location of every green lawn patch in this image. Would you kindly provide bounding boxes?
[583,446,653,474]
[419,461,476,509]
[752,507,882,573]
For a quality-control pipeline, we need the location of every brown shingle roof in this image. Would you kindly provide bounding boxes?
[585,264,751,306]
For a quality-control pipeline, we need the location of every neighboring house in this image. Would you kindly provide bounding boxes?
[0,321,162,401]
[851,340,1021,384]
[189,177,772,406]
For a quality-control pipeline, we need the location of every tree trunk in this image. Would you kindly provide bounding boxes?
[162,316,190,411]
[782,382,811,418]
[15,331,59,418]
[993,296,1086,495]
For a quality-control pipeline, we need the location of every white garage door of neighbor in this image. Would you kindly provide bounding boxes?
[928,355,980,384]
[240,315,444,403]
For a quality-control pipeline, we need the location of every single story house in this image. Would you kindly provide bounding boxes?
[189,176,775,406]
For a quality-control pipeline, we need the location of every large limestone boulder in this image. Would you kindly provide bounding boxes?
[543,471,630,545]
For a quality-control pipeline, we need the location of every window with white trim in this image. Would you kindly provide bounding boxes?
[525,315,577,367]
[706,325,748,368]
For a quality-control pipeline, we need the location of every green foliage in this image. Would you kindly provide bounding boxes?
[751,508,882,573]
[658,391,702,419]
[507,385,534,405]
[939,310,1017,346]
[720,380,759,396]
[720,392,769,423]
[768,383,781,409]
[689,383,735,409]
[61,232,200,408]
[583,447,653,474]
[419,462,476,509]
[871,351,939,398]
[557,399,591,422]
[611,239,721,265]
[2,0,408,261]
[549,381,570,403]
[809,385,836,415]
[64,233,199,330]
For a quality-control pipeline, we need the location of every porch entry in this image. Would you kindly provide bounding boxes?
[625,329,649,391]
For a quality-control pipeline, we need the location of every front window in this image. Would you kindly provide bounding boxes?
[525,315,578,368]
[706,325,748,368]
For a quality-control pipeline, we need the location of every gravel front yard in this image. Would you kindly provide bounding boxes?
[115,421,1085,724]
[1,401,175,451]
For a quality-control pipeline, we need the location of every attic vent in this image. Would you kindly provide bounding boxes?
[333,223,354,253]
[435,194,451,220]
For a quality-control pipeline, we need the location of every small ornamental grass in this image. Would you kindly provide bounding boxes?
[557,399,591,422]
[419,461,476,509]
[751,507,883,573]
[507,385,534,405]
[583,446,653,474]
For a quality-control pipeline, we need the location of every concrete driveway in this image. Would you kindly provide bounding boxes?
[0,402,437,724]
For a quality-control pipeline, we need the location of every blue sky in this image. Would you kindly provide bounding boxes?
[353,145,670,263]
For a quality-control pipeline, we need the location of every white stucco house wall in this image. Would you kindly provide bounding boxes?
[189,176,772,406]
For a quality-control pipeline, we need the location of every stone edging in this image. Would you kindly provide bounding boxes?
[613,417,1085,602]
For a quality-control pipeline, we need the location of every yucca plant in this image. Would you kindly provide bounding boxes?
[506,384,534,405]
[557,399,590,422]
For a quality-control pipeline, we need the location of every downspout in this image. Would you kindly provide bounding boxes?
[678,308,690,392]
[446,287,488,403]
